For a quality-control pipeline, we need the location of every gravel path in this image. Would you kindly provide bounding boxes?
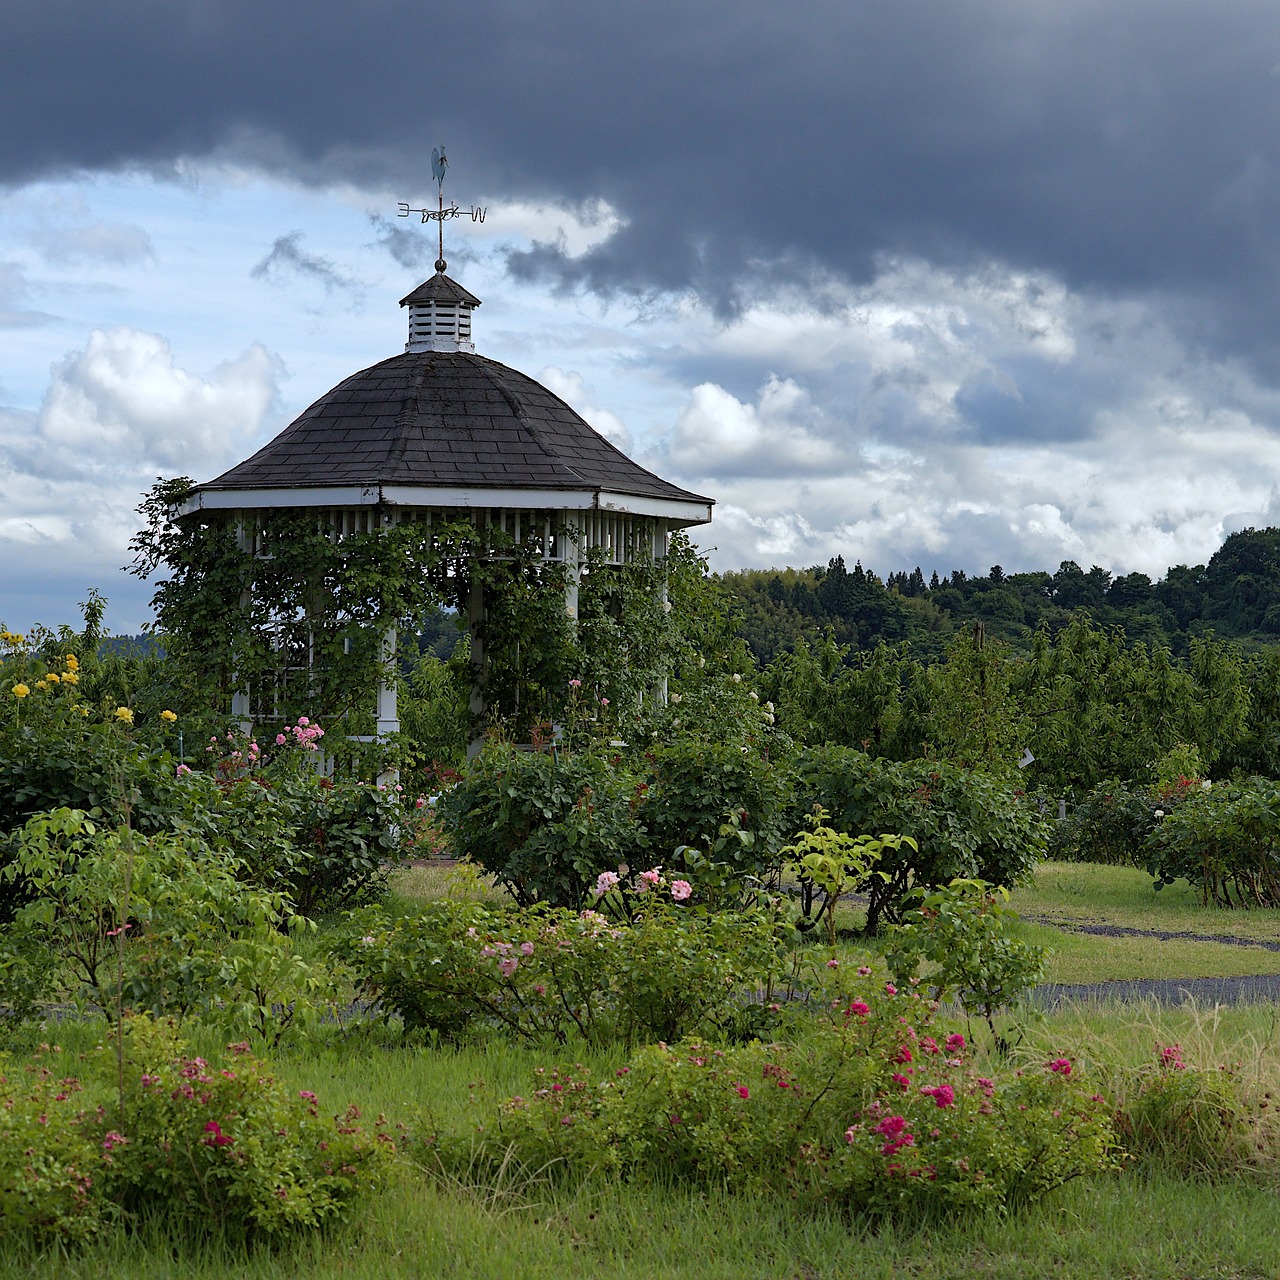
[1030,973,1280,1009]
[1020,914,1280,1008]
[1024,914,1280,952]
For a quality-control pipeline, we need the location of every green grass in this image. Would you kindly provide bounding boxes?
[1020,919,1280,984]
[1011,860,1280,942]
[9,1175,1280,1279]
[9,1002,1280,1279]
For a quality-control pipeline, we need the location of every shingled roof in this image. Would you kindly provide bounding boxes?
[195,350,712,516]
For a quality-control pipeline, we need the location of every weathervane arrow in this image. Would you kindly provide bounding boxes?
[398,145,487,273]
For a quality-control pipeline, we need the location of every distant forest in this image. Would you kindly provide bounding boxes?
[717,526,1280,665]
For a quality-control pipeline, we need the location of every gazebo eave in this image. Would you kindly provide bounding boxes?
[179,484,713,527]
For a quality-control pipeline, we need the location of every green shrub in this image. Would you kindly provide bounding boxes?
[1145,776,1280,908]
[0,693,412,923]
[439,743,646,908]
[339,886,784,1048]
[0,1017,390,1242]
[1049,783,1157,866]
[2,808,336,1041]
[790,746,1046,931]
[446,975,1115,1214]
[1114,1043,1265,1178]
[641,739,789,866]
[883,878,1047,1045]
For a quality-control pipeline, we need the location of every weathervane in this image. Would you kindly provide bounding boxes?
[397,145,487,273]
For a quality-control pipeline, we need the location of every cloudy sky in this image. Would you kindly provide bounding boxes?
[6,1,1280,633]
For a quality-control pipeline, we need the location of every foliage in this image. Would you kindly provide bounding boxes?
[641,738,790,876]
[2,808,335,1042]
[0,632,188,846]
[1050,779,1199,867]
[1144,777,1280,909]
[883,879,1047,1045]
[1112,1043,1263,1179]
[721,527,1280,668]
[183,726,411,917]
[0,1017,390,1242]
[782,807,902,951]
[790,747,1046,932]
[439,744,644,908]
[0,671,416,922]
[441,735,794,910]
[337,890,784,1049]
[444,975,1115,1214]
[131,481,698,750]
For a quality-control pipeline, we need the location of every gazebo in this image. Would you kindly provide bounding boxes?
[177,263,713,748]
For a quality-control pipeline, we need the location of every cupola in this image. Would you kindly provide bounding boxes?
[399,266,482,353]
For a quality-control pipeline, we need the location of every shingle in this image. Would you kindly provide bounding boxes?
[199,350,711,508]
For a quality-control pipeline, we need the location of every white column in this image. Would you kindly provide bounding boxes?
[376,625,399,738]
[654,523,670,705]
[466,576,486,758]
[231,513,253,732]
[564,512,582,623]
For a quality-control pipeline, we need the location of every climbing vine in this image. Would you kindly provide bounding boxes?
[129,478,683,749]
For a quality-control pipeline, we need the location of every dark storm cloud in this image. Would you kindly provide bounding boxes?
[8,1,1280,357]
[250,232,351,291]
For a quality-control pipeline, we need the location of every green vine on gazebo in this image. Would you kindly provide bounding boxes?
[129,477,683,750]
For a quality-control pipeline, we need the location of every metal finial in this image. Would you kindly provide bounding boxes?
[397,146,487,273]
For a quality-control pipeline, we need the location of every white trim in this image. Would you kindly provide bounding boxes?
[182,485,712,525]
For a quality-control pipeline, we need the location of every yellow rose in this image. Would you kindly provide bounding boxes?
[11,683,29,698]
[160,709,178,723]
[114,707,134,725]
[46,672,60,683]
[34,679,50,690]
[64,654,79,672]
[61,671,78,685]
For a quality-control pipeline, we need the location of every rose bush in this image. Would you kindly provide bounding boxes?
[0,1016,390,1242]
[435,971,1115,1214]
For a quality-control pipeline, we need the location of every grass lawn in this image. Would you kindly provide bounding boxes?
[7,1000,1280,1280]
[12,859,1280,1278]
[1011,860,1280,942]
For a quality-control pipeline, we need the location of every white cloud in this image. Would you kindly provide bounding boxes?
[668,260,1280,579]
[38,328,281,473]
[537,365,633,453]
[662,375,843,478]
[487,198,625,259]
[0,262,52,330]
[0,328,282,631]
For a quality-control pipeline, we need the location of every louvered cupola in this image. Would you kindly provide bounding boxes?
[399,268,482,353]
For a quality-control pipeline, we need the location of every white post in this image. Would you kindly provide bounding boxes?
[654,523,670,705]
[376,625,399,738]
[231,513,253,733]
[564,513,582,624]
[466,576,486,759]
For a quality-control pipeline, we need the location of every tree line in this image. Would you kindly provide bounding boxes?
[719,526,1280,664]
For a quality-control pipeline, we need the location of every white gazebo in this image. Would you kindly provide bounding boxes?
[179,265,713,745]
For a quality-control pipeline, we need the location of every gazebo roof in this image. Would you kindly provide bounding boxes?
[398,274,482,308]
[187,350,711,523]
